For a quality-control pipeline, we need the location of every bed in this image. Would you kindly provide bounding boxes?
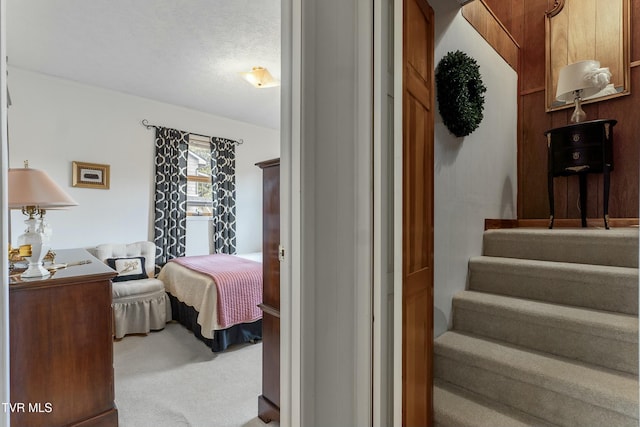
[157,253,263,352]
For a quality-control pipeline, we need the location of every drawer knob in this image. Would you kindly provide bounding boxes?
[572,151,580,160]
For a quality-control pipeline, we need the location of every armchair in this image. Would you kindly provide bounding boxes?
[88,241,171,338]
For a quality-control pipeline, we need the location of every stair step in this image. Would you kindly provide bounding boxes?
[434,379,558,427]
[482,228,639,268]
[469,256,638,315]
[452,291,638,374]
[434,331,639,427]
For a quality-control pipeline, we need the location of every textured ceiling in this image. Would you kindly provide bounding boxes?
[6,0,281,129]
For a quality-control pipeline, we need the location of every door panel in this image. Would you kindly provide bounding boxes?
[402,0,434,425]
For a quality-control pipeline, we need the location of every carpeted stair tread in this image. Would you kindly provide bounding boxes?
[434,331,639,419]
[434,379,558,427]
[452,291,638,373]
[482,228,639,268]
[453,291,637,343]
[468,256,638,314]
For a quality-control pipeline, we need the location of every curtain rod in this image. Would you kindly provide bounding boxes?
[141,119,243,145]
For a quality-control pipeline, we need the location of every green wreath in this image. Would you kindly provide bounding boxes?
[435,50,487,137]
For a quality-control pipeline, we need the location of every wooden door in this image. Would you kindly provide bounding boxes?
[402,0,434,425]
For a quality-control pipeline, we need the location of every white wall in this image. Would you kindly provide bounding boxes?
[7,67,279,254]
[431,0,518,336]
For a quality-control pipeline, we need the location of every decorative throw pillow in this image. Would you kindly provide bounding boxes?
[106,257,147,282]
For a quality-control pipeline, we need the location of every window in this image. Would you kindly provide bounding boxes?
[187,135,213,216]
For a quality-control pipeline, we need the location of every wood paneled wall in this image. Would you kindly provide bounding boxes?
[483,0,639,220]
[462,1,520,71]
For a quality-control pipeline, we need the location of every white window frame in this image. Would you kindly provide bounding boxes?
[186,135,213,218]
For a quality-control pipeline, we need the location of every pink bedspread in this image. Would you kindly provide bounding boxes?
[170,254,262,329]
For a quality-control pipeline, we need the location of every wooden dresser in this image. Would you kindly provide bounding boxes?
[256,158,280,423]
[9,248,118,427]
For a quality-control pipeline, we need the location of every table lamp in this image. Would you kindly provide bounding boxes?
[8,162,78,278]
[556,60,611,123]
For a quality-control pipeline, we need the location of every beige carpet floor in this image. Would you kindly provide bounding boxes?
[113,322,278,427]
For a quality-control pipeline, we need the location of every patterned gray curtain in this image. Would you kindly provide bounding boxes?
[209,137,237,254]
[154,127,189,267]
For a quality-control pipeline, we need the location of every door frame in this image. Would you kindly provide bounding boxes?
[373,0,394,424]
[280,0,383,425]
[393,0,404,423]
[0,0,10,426]
[279,0,302,425]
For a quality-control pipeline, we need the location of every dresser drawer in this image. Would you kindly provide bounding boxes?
[547,120,615,177]
[552,145,607,175]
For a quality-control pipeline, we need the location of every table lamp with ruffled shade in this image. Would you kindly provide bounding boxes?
[556,60,612,123]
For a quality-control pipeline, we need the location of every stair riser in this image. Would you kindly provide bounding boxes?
[435,355,638,427]
[453,307,638,374]
[469,264,638,315]
[483,233,639,268]
[434,380,557,427]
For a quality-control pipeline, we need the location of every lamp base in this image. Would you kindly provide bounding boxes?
[570,96,587,123]
[17,217,51,279]
[21,262,51,278]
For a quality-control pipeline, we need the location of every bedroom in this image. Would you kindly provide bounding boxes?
[5,0,280,426]
[6,1,281,251]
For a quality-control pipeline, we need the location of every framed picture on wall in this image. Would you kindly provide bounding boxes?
[72,161,110,189]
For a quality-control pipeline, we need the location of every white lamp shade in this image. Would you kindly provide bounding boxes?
[556,60,605,102]
[8,168,78,209]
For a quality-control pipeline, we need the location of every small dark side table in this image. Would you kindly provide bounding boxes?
[545,119,616,229]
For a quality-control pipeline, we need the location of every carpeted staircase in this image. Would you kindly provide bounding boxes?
[434,227,639,427]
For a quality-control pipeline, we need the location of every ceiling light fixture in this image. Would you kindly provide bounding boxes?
[240,66,279,89]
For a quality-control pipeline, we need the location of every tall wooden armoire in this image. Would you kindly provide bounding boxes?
[256,158,280,423]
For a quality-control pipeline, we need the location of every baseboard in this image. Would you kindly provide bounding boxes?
[485,218,640,230]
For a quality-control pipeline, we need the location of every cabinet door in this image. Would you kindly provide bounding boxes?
[262,163,280,310]
[10,280,115,427]
[257,158,281,423]
[262,311,280,406]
